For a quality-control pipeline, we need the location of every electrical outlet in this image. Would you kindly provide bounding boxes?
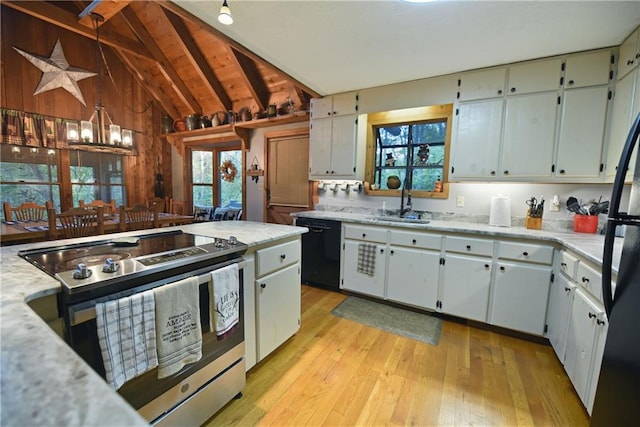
[348,190,355,201]
[456,196,465,208]
[550,195,560,212]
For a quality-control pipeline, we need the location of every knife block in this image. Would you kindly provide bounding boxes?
[525,210,543,230]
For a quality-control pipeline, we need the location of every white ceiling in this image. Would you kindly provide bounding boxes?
[175,0,640,96]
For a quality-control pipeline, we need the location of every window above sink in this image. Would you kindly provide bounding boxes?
[364,104,452,199]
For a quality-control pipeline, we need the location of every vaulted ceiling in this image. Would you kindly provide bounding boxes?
[2,0,320,121]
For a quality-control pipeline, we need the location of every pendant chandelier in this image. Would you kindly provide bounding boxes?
[67,13,133,152]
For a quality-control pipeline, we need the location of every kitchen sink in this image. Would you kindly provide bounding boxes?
[372,215,431,225]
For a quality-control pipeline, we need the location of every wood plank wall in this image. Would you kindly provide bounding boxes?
[0,5,172,208]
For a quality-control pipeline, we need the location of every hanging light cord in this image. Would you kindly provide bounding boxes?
[91,14,152,115]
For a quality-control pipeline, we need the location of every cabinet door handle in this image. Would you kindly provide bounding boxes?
[412,239,417,244]
[510,87,516,93]
[260,283,266,289]
[362,233,366,238]
[484,264,490,269]
[636,53,640,59]
[597,319,606,325]
[522,251,529,256]
[559,169,566,174]
[588,312,596,319]
[582,276,590,283]
[504,170,509,175]
[564,287,571,292]
[497,89,503,95]
[568,80,574,86]
[499,266,506,272]
[390,250,395,255]
[628,59,635,66]
[466,245,471,250]
[280,254,286,260]
[380,248,384,254]
[561,262,567,267]
[490,171,496,176]
[325,170,330,174]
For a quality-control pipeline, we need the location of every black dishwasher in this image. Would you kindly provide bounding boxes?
[296,217,341,291]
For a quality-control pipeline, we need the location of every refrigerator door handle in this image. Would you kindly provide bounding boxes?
[603,112,640,318]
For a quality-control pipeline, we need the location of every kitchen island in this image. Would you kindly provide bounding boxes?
[0,221,306,427]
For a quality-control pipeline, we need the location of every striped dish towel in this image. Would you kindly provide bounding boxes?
[357,243,377,276]
[95,290,158,390]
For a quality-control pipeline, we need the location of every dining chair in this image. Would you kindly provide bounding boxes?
[79,199,117,215]
[3,201,52,222]
[119,204,159,231]
[48,207,105,239]
[146,197,168,213]
[169,198,185,215]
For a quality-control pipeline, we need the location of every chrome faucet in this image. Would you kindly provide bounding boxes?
[400,178,412,217]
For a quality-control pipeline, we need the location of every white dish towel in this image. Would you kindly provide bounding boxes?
[95,290,158,390]
[153,277,202,379]
[210,264,240,337]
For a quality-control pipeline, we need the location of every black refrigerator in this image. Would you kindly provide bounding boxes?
[591,113,640,426]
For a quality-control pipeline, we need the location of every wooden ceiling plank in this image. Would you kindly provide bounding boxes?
[230,48,270,112]
[118,6,202,114]
[2,0,152,60]
[161,8,232,111]
[115,49,181,119]
[78,1,133,28]
[293,87,312,111]
[156,0,321,99]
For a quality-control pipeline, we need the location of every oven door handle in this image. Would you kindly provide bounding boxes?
[69,259,247,326]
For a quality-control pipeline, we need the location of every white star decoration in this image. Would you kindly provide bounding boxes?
[13,39,96,106]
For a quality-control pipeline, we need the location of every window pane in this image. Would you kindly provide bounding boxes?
[412,121,446,144]
[0,145,61,218]
[192,151,213,184]
[219,150,242,207]
[193,184,213,206]
[70,151,126,207]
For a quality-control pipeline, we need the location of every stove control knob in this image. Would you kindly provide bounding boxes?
[102,258,120,273]
[228,236,238,245]
[72,263,92,280]
[214,238,225,248]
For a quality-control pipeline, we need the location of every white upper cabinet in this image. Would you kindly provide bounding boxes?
[617,28,640,80]
[501,91,558,178]
[556,86,610,178]
[606,68,639,182]
[458,67,507,101]
[452,99,503,179]
[309,92,360,179]
[507,58,562,95]
[564,50,613,88]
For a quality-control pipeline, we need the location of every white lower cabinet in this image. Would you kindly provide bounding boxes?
[546,273,576,363]
[386,245,440,310]
[440,253,492,322]
[342,239,387,298]
[490,261,552,335]
[254,239,301,362]
[564,288,607,414]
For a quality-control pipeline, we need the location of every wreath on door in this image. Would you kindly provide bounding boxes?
[221,159,237,182]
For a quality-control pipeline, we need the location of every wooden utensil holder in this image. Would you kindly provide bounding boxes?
[525,210,543,230]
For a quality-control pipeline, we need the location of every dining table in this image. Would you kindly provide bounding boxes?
[0,213,194,245]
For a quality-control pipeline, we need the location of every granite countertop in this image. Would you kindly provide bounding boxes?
[291,210,624,273]
[0,221,306,427]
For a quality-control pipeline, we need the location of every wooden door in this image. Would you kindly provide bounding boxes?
[265,130,314,225]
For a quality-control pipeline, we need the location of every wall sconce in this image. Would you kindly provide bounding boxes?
[109,124,121,145]
[47,149,56,156]
[122,129,133,147]
[66,122,79,141]
[81,120,94,142]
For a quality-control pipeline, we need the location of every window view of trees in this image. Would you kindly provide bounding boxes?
[69,151,125,208]
[0,145,60,220]
[192,149,242,208]
[374,120,446,191]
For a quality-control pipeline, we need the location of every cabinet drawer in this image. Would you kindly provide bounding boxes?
[577,262,602,301]
[255,240,301,277]
[343,224,387,243]
[497,241,554,265]
[444,236,494,257]
[559,251,579,280]
[389,230,441,250]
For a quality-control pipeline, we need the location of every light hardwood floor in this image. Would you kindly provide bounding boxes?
[206,285,589,426]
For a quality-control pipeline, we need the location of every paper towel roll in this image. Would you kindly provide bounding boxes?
[490,195,511,227]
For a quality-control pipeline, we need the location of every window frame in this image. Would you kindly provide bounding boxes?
[364,104,452,199]
[187,144,243,210]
